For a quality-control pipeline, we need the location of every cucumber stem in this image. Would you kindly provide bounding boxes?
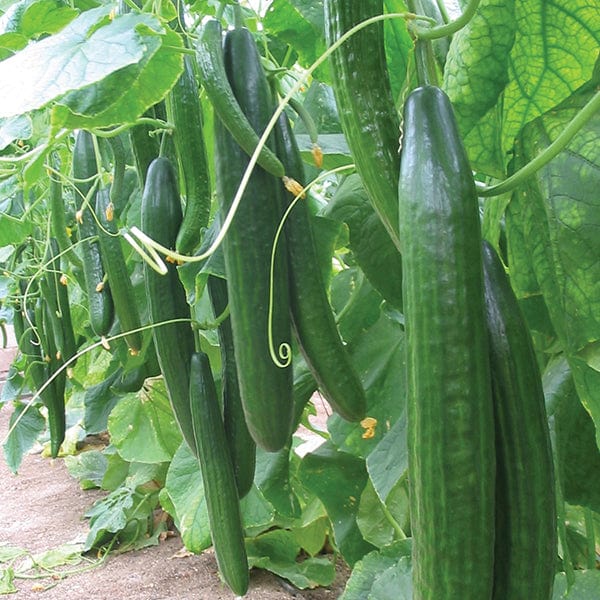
[412,0,481,40]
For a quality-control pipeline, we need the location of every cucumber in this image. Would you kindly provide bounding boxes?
[215,26,293,452]
[398,85,495,599]
[96,187,143,354]
[481,240,556,600]
[72,130,114,337]
[141,157,197,454]
[207,274,256,498]
[189,351,249,596]
[169,53,211,255]
[196,18,285,178]
[274,111,366,422]
[324,0,400,249]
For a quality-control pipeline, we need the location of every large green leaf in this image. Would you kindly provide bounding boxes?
[160,442,211,553]
[0,7,175,120]
[553,570,600,599]
[506,86,600,444]
[442,0,515,137]
[107,379,182,464]
[462,0,600,177]
[298,441,376,566]
[263,0,327,79]
[340,540,412,600]
[502,0,600,157]
[52,24,184,130]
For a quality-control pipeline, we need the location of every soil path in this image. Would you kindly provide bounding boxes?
[0,338,348,600]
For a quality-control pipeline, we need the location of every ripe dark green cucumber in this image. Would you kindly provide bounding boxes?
[196,18,285,178]
[95,188,143,354]
[274,111,366,422]
[169,53,211,255]
[215,26,293,452]
[141,157,197,454]
[72,130,114,337]
[482,240,556,600]
[189,351,249,596]
[324,0,400,249]
[398,85,495,599]
[207,274,256,498]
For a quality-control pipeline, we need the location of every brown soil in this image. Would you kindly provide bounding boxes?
[0,341,349,600]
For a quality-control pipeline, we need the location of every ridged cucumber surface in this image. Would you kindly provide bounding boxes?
[398,85,495,599]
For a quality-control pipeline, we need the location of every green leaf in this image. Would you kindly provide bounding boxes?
[52,24,184,130]
[2,402,45,473]
[442,0,516,137]
[0,567,17,594]
[240,484,276,536]
[0,8,167,119]
[553,569,600,599]
[161,442,211,554]
[0,115,32,150]
[502,0,600,158]
[20,0,79,38]
[506,86,600,444]
[0,545,27,563]
[328,311,405,457]
[254,445,300,523]
[82,367,122,434]
[107,380,181,464]
[550,357,600,512]
[298,441,376,566]
[0,213,33,246]
[63,448,108,490]
[366,417,408,503]
[383,0,413,101]
[84,486,157,550]
[296,132,351,170]
[340,540,412,600]
[357,478,408,549]
[264,0,327,78]
[294,81,342,135]
[323,173,403,309]
[246,529,336,590]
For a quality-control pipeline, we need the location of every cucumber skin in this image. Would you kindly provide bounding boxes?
[398,85,495,600]
[72,130,114,337]
[215,27,293,452]
[482,240,556,600]
[171,53,212,255]
[324,0,400,249]
[189,351,249,597]
[95,188,143,354]
[274,112,366,423]
[207,274,256,498]
[196,19,285,178]
[141,157,197,454]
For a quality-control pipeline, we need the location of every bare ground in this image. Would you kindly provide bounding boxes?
[0,341,349,600]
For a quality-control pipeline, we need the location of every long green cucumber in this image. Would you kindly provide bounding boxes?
[324,0,400,249]
[274,111,366,422]
[482,240,556,600]
[48,153,83,271]
[169,53,211,255]
[189,351,249,596]
[207,274,256,498]
[129,106,161,186]
[398,85,495,599]
[95,187,143,354]
[72,130,114,337]
[42,238,77,364]
[141,157,197,454]
[215,26,293,452]
[196,18,285,178]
